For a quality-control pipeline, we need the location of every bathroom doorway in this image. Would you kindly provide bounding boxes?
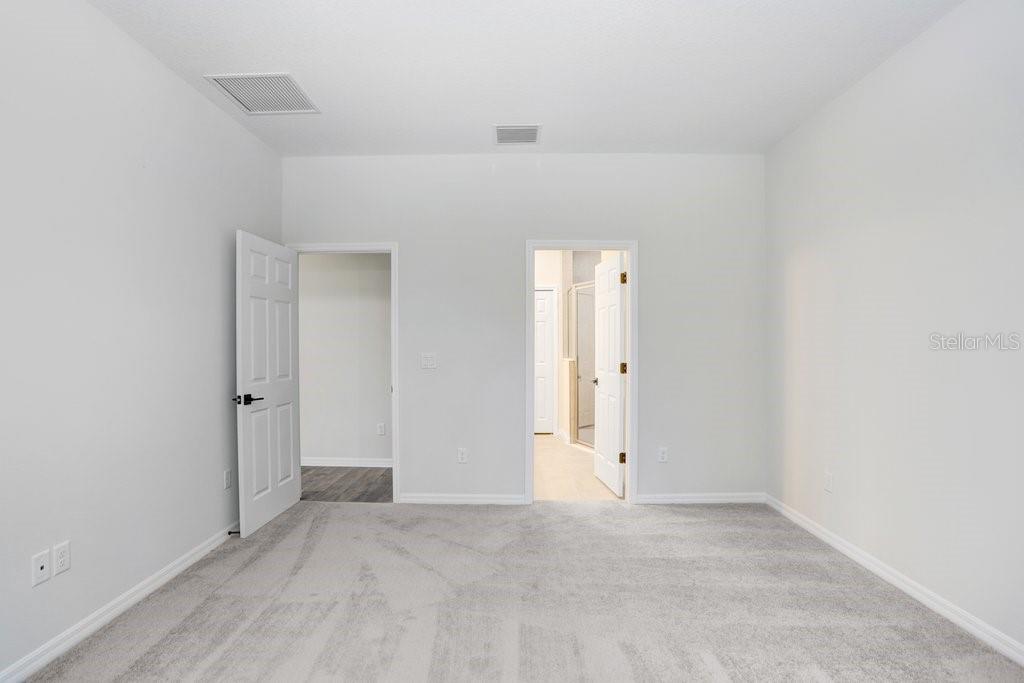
[530,245,636,501]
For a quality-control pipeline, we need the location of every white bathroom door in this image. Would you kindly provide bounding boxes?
[235,230,301,538]
[593,254,625,496]
[533,289,557,434]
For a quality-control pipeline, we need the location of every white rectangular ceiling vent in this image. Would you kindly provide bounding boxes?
[495,125,541,144]
[205,73,318,115]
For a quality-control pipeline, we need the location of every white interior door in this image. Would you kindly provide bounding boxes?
[594,253,625,496]
[533,289,557,434]
[236,230,301,537]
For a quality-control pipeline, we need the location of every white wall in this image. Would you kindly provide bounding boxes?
[533,250,562,288]
[573,251,602,284]
[767,0,1024,652]
[0,0,281,673]
[283,154,767,501]
[299,254,392,466]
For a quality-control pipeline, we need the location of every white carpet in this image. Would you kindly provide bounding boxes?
[35,502,1023,681]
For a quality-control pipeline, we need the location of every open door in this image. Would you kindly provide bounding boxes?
[235,230,301,537]
[533,288,557,434]
[593,253,625,496]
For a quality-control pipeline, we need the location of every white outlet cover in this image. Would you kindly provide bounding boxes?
[32,548,51,586]
[377,422,386,436]
[457,448,468,464]
[657,447,669,463]
[825,471,834,493]
[53,541,70,575]
[224,469,232,490]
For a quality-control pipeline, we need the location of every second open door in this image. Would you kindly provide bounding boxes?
[593,252,625,496]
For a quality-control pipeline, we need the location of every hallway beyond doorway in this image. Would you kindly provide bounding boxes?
[533,436,620,501]
[300,466,392,503]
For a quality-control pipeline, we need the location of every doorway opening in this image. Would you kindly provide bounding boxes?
[296,249,395,503]
[529,243,637,502]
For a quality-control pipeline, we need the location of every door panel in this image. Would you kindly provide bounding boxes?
[277,403,294,483]
[274,300,293,379]
[593,254,625,496]
[237,231,300,537]
[534,289,557,434]
[251,409,271,497]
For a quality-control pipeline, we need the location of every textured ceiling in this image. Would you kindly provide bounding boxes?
[88,0,961,155]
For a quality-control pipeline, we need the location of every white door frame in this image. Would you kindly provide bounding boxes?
[287,242,401,502]
[533,286,558,435]
[525,240,639,503]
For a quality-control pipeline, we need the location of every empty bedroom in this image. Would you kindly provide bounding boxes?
[2,0,1022,680]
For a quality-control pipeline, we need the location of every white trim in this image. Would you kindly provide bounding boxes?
[0,522,237,682]
[766,495,1024,667]
[289,242,397,254]
[526,241,640,504]
[400,493,528,505]
[289,242,402,502]
[568,441,594,454]
[634,492,767,504]
[301,457,393,468]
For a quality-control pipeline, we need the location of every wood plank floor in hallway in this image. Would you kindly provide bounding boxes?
[300,466,392,502]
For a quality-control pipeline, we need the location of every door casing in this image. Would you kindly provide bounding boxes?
[525,241,639,504]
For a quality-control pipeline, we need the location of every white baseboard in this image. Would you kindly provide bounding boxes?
[766,495,1024,667]
[0,522,238,682]
[399,493,528,505]
[633,492,767,504]
[301,457,393,468]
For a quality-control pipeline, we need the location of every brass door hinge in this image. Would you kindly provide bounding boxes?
[619,362,627,374]
[620,272,627,284]
[619,452,626,464]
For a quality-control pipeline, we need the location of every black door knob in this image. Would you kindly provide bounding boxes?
[233,394,265,405]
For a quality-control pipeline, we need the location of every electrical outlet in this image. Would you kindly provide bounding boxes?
[376,422,386,436]
[824,470,834,493]
[31,549,51,586]
[457,448,468,464]
[53,541,70,576]
[420,352,438,370]
[657,447,669,463]
[223,469,232,490]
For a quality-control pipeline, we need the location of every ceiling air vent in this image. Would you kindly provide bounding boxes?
[495,125,541,145]
[205,73,318,115]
